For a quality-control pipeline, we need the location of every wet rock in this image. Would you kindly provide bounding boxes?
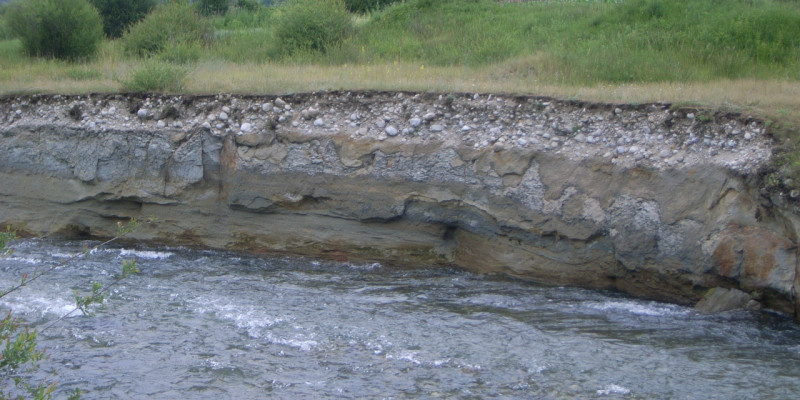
[694,288,755,314]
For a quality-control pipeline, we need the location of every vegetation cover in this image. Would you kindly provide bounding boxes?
[122,0,213,58]
[345,0,401,14]
[197,0,229,16]
[89,0,157,38]
[5,0,103,60]
[274,0,353,55]
[0,0,799,179]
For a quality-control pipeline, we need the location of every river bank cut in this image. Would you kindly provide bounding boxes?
[1,91,798,321]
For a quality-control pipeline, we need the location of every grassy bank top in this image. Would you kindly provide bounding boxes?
[0,0,799,121]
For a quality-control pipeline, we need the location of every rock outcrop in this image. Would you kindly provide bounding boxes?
[1,92,798,320]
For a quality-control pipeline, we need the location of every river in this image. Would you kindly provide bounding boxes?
[1,239,799,399]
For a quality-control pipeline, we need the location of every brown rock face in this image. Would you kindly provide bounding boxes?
[1,92,797,321]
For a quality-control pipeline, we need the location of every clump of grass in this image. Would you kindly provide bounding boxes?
[122,60,187,93]
[64,67,102,81]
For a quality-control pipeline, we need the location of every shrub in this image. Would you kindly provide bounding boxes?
[90,0,157,39]
[5,0,104,60]
[275,0,353,55]
[122,0,213,58]
[345,0,401,14]
[197,0,230,16]
[122,59,187,92]
[236,0,261,12]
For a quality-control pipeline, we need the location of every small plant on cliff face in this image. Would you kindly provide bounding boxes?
[5,0,104,60]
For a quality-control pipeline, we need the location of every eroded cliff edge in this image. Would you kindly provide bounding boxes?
[1,92,798,319]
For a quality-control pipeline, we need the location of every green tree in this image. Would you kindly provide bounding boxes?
[89,0,157,39]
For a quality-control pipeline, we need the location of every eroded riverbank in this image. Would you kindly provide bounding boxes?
[1,92,798,320]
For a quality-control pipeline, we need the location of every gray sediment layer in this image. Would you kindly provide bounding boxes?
[1,91,798,320]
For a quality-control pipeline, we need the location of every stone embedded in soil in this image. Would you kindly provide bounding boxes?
[0,92,772,175]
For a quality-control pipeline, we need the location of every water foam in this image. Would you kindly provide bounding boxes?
[585,300,688,317]
[264,332,318,351]
[345,262,383,270]
[117,249,174,259]
[597,384,631,396]
[5,256,43,265]
[1,295,76,318]
[188,296,286,338]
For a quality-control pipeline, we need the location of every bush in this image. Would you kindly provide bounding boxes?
[123,59,187,92]
[345,0,401,14]
[122,0,213,58]
[236,0,261,12]
[197,0,229,16]
[90,0,157,39]
[275,0,353,55]
[5,0,104,60]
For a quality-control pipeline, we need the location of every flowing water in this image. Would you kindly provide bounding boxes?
[1,239,799,399]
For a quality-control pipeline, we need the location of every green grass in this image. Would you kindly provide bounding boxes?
[197,0,800,85]
[332,0,800,83]
[122,59,187,92]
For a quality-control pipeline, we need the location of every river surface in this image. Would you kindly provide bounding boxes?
[1,239,799,399]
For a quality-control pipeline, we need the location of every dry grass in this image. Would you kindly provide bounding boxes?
[4,58,797,125]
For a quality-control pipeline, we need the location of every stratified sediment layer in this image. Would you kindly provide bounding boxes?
[1,92,797,319]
